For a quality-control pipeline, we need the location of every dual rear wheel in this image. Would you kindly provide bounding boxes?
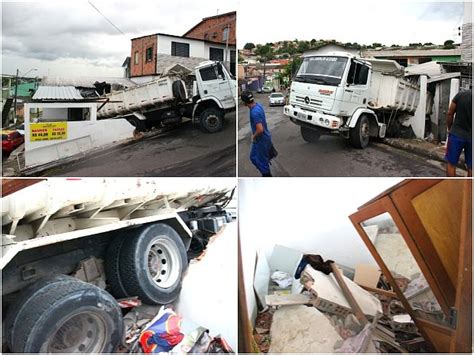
[4,223,187,353]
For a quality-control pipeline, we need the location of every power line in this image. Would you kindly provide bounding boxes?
[88,1,126,37]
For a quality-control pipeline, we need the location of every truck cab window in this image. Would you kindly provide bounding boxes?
[200,66,218,81]
[355,64,369,85]
[216,64,225,79]
[347,61,369,85]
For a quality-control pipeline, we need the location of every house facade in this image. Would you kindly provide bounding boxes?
[130,33,236,83]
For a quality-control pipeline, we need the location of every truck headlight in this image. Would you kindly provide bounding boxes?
[325,119,330,126]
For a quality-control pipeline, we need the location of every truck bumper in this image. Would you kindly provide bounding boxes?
[283,105,342,131]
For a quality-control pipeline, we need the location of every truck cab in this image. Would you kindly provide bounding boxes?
[191,61,236,132]
[284,52,384,148]
[194,61,236,111]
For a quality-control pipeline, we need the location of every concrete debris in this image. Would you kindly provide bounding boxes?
[253,247,430,353]
[269,305,342,353]
[265,293,312,307]
[303,265,382,317]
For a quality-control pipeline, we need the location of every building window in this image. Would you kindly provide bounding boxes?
[134,51,139,65]
[145,46,153,62]
[223,27,229,41]
[200,66,218,81]
[209,47,224,62]
[171,41,190,57]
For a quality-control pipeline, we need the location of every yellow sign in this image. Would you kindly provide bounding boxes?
[30,122,68,141]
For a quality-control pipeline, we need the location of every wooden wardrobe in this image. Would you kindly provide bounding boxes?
[349,179,471,352]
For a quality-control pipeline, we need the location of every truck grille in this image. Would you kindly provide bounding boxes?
[295,95,323,107]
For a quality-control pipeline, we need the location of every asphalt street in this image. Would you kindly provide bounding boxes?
[41,113,236,177]
[238,93,451,177]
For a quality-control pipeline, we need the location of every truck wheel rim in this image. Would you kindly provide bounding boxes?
[147,237,181,288]
[44,312,107,353]
[205,115,219,128]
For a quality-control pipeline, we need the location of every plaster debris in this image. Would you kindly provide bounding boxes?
[269,305,343,353]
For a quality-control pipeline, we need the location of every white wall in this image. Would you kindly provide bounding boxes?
[156,35,233,62]
[239,177,402,324]
[24,102,134,168]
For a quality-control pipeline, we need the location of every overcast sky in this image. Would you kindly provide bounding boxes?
[1,0,235,77]
[237,0,465,48]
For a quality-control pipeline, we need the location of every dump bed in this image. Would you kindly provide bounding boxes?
[96,76,187,119]
[365,58,420,114]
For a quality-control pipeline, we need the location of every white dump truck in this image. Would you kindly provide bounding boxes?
[97,61,236,133]
[284,52,420,148]
[1,178,234,353]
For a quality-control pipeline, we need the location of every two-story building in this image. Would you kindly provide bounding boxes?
[128,12,236,83]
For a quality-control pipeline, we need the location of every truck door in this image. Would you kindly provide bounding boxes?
[341,60,370,114]
[197,63,235,109]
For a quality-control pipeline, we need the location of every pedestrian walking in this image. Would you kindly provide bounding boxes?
[241,90,274,177]
[445,88,472,177]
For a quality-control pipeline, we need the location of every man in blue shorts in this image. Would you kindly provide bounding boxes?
[445,89,472,177]
[241,91,273,177]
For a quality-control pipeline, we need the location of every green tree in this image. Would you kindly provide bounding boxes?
[243,42,255,50]
[443,39,455,49]
[255,44,275,79]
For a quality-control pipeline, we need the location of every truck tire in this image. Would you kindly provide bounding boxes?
[118,223,188,305]
[127,116,147,132]
[4,275,72,350]
[350,115,370,148]
[200,108,224,133]
[105,235,130,299]
[6,275,123,353]
[172,80,187,103]
[301,126,320,143]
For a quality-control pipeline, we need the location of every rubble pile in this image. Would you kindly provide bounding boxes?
[252,253,430,353]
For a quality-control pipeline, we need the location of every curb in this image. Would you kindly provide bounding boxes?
[381,138,466,168]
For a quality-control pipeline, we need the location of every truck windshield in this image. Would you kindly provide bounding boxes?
[295,56,348,86]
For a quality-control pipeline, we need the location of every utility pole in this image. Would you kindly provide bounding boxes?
[13,68,19,124]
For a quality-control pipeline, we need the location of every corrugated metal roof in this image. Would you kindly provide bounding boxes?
[33,86,84,101]
[41,76,137,88]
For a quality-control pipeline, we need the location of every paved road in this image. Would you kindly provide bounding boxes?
[238,93,453,177]
[42,114,236,177]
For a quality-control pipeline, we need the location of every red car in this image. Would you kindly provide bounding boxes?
[2,130,24,155]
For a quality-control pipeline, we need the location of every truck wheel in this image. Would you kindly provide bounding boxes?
[105,235,130,299]
[200,108,224,133]
[4,275,72,350]
[119,223,188,305]
[127,116,147,132]
[350,115,370,148]
[172,80,187,103]
[6,275,123,353]
[300,126,320,143]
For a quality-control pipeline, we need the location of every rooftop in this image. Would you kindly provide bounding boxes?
[32,86,83,101]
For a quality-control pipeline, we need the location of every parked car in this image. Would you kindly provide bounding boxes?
[262,86,272,93]
[2,130,24,155]
[269,92,285,106]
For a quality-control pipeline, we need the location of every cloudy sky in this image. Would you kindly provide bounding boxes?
[2,0,235,77]
[238,0,465,48]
